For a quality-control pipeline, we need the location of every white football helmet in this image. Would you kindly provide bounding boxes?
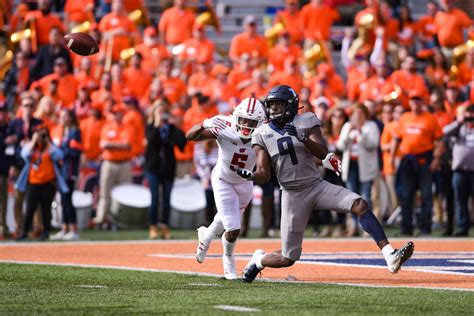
[232,97,266,139]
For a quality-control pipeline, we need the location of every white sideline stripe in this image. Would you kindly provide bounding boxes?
[188,283,222,287]
[1,260,473,292]
[214,305,261,312]
[77,285,107,289]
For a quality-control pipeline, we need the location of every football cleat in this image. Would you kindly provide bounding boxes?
[223,255,239,280]
[387,241,414,273]
[242,249,265,283]
[196,226,210,263]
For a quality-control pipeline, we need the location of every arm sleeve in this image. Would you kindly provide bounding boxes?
[340,37,352,69]
[370,34,384,65]
[359,122,381,150]
[442,120,461,138]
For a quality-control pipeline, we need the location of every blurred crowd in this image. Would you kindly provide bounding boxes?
[0,0,472,241]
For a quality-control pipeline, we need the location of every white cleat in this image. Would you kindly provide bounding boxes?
[387,241,414,273]
[62,231,80,241]
[222,254,239,280]
[49,230,66,241]
[196,226,210,263]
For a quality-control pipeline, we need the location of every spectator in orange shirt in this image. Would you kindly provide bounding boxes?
[91,72,114,114]
[74,58,100,91]
[179,23,215,76]
[141,78,169,109]
[64,0,95,32]
[379,0,399,45]
[159,59,187,107]
[209,65,237,114]
[228,53,253,94]
[417,1,439,49]
[9,3,28,33]
[229,15,268,64]
[274,0,303,44]
[268,56,303,94]
[268,31,302,72]
[158,0,196,46]
[188,63,212,96]
[456,46,474,87]
[390,56,429,108]
[425,48,449,89]
[98,0,139,62]
[24,0,65,47]
[80,104,105,162]
[434,0,472,53]
[444,82,464,119]
[110,63,126,102]
[31,58,79,109]
[396,4,417,48]
[94,103,133,226]
[347,59,372,102]
[123,52,153,98]
[307,63,345,103]
[380,104,404,214]
[16,126,66,241]
[392,90,443,236]
[134,26,171,75]
[299,0,339,45]
[72,86,92,121]
[122,96,145,158]
[360,59,394,103]
[240,69,268,100]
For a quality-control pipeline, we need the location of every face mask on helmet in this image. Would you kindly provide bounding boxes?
[234,115,260,138]
[264,85,299,124]
[232,97,265,138]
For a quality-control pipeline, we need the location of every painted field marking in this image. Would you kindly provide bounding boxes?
[76,285,108,289]
[1,260,473,292]
[214,305,261,312]
[188,283,222,287]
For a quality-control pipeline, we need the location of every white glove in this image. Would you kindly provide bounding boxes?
[202,117,227,130]
[322,153,342,176]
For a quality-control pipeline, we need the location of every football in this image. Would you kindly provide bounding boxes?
[64,32,99,56]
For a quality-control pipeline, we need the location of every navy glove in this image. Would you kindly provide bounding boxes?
[237,168,253,180]
[284,124,308,142]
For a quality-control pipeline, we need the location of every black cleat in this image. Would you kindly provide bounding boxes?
[242,249,265,283]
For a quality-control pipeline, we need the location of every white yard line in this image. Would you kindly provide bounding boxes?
[214,305,261,312]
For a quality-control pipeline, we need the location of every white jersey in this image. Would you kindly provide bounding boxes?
[210,115,257,184]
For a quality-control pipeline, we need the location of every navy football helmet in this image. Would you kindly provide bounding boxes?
[263,85,299,124]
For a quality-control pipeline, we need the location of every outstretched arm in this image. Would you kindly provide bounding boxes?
[185,123,216,141]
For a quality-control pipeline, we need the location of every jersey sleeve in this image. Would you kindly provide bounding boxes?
[297,113,322,135]
[251,126,267,150]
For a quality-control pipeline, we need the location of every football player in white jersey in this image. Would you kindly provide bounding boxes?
[186,97,266,279]
[237,85,414,283]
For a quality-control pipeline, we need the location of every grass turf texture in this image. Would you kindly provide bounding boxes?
[1,264,473,315]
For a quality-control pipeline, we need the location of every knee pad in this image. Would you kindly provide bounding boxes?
[351,198,369,216]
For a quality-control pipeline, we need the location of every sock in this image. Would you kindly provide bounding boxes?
[204,215,225,242]
[359,211,387,244]
[221,233,237,257]
[255,253,265,270]
[381,244,395,262]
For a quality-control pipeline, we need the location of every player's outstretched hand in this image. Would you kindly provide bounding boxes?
[322,153,342,176]
[202,117,227,130]
[237,168,253,180]
[284,123,307,142]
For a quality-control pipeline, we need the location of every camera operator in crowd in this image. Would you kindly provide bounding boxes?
[442,105,474,236]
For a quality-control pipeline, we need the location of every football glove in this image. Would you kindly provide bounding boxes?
[322,153,342,176]
[284,123,308,142]
[236,168,253,180]
[202,117,227,130]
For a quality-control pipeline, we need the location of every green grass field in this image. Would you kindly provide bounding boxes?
[1,263,473,315]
